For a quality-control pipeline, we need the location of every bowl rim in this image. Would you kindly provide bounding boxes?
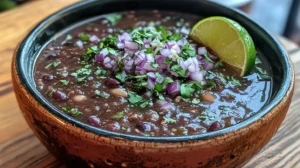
[15,0,293,142]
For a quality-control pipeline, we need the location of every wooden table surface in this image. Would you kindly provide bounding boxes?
[0,1,300,167]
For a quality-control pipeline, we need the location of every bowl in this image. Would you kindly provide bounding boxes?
[12,0,294,167]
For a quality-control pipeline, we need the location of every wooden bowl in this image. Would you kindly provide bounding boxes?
[11,0,294,167]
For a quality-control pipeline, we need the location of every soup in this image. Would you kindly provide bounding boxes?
[34,11,272,136]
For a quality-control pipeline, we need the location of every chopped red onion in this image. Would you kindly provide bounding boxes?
[147,72,156,80]
[125,41,139,51]
[160,103,175,111]
[89,35,100,42]
[147,78,155,89]
[160,49,171,57]
[156,55,168,70]
[76,40,83,48]
[198,47,207,55]
[167,80,180,96]
[95,48,108,62]
[144,62,156,71]
[180,27,190,35]
[201,60,214,70]
[190,71,206,84]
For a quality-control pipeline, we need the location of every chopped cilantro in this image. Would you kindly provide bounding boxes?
[179,44,196,59]
[128,91,150,108]
[66,34,72,41]
[163,57,172,64]
[95,67,107,76]
[60,80,69,86]
[115,73,126,83]
[180,82,202,98]
[215,61,223,67]
[150,63,159,69]
[163,117,176,123]
[45,61,61,69]
[180,83,196,98]
[199,115,207,121]
[105,14,122,25]
[140,100,151,108]
[112,111,125,119]
[255,58,262,64]
[192,98,201,104]
[203,53,213,63]
[145,48,153,54]
[170,64,187,77]
[128,91,143,104]
[154,83,163,92]
[163,77,174,85]
[95,90,110,98]
[220,106,230,111]
[86,46,98,55]
[230,77,242,86]
[207,80,217,88]
[108,48,118,55]
[256,66,271,79]
[168,33,182,41]
[62,106,82,116]
[79,33,89,41]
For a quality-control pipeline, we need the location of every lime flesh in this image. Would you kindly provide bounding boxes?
[190,16,256,76]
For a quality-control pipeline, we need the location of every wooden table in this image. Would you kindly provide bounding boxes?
[0,1,299,167]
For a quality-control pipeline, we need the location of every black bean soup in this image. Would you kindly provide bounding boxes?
[34,11,272,136]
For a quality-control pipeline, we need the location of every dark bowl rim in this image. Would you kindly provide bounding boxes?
[15,0,293,142]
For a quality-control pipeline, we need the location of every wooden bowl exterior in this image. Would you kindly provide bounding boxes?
[12,49,294,167]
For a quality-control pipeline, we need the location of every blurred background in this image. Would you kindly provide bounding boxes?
[0,0,299,45]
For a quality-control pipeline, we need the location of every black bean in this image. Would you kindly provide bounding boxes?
[105,78,120,88]
[51,90,68,101]
[42,74,54,81]
[87,116,100,127]
[208,121,222,132]
[135,123,148,132]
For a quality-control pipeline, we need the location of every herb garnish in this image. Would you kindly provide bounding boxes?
[79,33,89,42]
[105,14,122,25]
[45,61,61,69]
[163,117,177,123]
[112,111,125,119]
[95,90,110,98]
[60,80,69,86]
[61,107,82,116]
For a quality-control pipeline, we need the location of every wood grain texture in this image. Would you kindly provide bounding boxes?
[0,0,299,167]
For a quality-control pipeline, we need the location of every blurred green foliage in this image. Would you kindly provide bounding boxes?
[0,0,17,12]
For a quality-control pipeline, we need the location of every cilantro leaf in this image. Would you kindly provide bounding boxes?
[112,111,125,119]
[207,80,217,88]
[60,80,69,86]
[128,91,143,104]
[45,61,61,69]
[203,53,213,63]
[179,44,196,59]
[168,33,182,41]
[180,83,196,98]
[145,48,153,54]
[170,64,187,77]
[192,98,201,104]
[79,33,89,41]
[231,77,241,86]
[115,73,126,83]
[163,117,176,123]
[163,77,174,85]
[150,63,159,69]
[62,106,82,116]
[95,90,110,98]
[105,14,122,25]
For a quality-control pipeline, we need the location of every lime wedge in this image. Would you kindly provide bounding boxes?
[190,16,256,76]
